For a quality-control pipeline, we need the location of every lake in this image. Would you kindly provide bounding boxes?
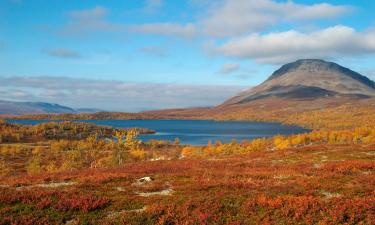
[7,119,310,145]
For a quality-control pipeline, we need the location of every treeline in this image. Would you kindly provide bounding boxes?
[213,103,375,130]
[283,105,375,129]
[5,98,375,130]
[181,127,375,158]
[0,120,154,143]
[1,129,181,176]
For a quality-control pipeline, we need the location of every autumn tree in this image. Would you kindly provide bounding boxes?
[273,135,290,150]
[26,155,43,174]
[112,129,140,165]
[247,138,268,151]
[0,159,11,177]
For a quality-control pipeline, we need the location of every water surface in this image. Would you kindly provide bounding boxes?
[8,120,309,145]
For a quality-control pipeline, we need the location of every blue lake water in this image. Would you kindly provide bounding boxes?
[7,120,310,145]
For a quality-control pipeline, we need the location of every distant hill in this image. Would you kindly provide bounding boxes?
[3,59,375,126]
[223,59,375,105]
[0,100,76,115]
[75,108,104,113]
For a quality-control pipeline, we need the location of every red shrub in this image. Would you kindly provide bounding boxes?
[36,197,52,209]
[54,193,109,212]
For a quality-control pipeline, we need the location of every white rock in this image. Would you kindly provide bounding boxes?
[136,188,174,197]
[139,177,152,183]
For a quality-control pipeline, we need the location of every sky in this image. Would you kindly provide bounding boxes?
[1,0,375,111]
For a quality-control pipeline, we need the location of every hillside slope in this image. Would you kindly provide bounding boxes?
[5,59,375,130]
[0,100,76,115]
[224,59,375,105]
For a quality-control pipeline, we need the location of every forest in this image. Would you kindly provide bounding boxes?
[0,121,154,144]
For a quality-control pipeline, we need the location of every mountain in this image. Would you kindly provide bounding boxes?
[0,100,76,115]
[3,59,375,119]
[224,59,375,105]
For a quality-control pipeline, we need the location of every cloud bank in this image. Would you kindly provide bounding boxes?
[213,26,375,64]
[0,76,245,111]
[201,0,351,37]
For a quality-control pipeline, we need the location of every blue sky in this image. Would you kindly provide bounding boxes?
[1,0,375,111]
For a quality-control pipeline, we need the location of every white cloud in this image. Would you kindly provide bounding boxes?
[50,2,371,66]
[218,63,240,74]
[213,26,375,64]
[60,6,123,36]
[42,48,81,58]
[129,23,196,38]
[140,46,168,57]
[57,1,350,40]
[0,76,245,111]
[12,90,29,98]
[61,6,195,39]
[201,0,351,37]
[67,6,108,20]
[144,0,164,13]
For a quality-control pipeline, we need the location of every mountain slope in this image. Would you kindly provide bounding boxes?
[224,59,375,105]
[0,100,76,115]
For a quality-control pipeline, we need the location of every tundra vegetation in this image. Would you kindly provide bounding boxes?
[0,114,374,224]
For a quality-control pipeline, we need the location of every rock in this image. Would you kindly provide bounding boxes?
[15,181,77,190]
[115,187,125,191]
[132,176,153,186]
[36,181,77,188]
[139,177,152,183]
[65,218,79,225]
[136,188,174,197]
[320,190,341,198]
